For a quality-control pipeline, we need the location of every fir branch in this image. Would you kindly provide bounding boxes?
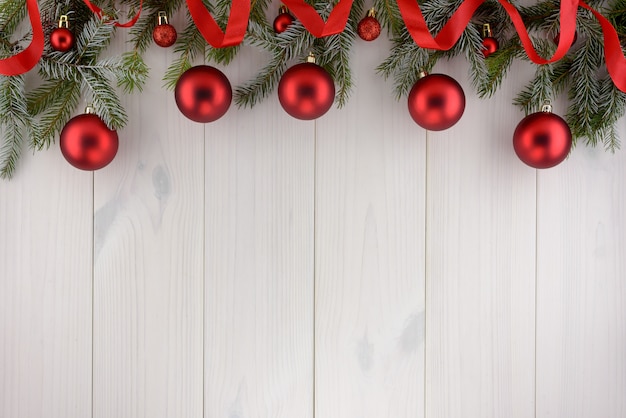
[79,67,127,130]
[566,35,602,145]
[207,46,240,65]
[250,0,272,24]
[317,0,363,107]
[592,78,626,151]
[479,40,522,98]
[75,17,116,65]
[0,75,28,179]
[163,14,206,90]
[117,51,149,93]
[0,1,27,38]
[460,25,489,91]
[276,20,316,62]
[27,79,81,150]
[373,0,405,35]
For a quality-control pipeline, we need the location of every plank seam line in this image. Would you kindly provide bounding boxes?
[424,130,429,418]
[534,169,538,418]
[91,172,95,418]
[203,116,207,418]
[312,119,317,418]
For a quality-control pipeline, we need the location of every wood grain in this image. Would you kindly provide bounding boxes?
[0,148,93,418]
[314,40,426,418]
[92,23,204,418]
[203,46,315,417]
[425,60,536,418]
[536,142,626,418]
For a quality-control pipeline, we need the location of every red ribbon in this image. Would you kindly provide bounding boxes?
[497,0,578,64]
[82,0,143,28]
[580,1,626,92]
[281,0,354,37]
[0,0,44,76]
[186,0,250,48]
[396,0,484,49]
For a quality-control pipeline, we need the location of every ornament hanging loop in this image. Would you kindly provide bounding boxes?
[279,4,288,14]
[482,23,492,38]
[541,101,552,113]
[85,104,94,114]
[59,15,69,28]
[306,52,316,63]
[157,11,169,25]
[367,7,376,18]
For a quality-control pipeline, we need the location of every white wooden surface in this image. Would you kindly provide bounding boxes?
[1,21,626,418]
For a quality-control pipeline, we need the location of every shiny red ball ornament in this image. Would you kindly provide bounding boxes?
[482,37,498,57]
[481,24,498,57]
[513,104,572,169]
[278,55,335,120]
[273,6,294,34]
[60,112,119,171]
[407,72,465,131]
[175,65,232,123]
[357,8,381,41]
[50,15,74,52]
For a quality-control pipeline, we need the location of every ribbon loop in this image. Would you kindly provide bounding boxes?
[186,0,250,48]
[0,0,44,76]
[281,0,354,38]
[498,0,578,65]
[396,0,484,50]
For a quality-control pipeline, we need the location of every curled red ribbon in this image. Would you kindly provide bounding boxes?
[580,1,626,92]
[82,0,143,28]
[281,0,354,37]
[0,0,44,76]
[497,0,578,64]
[186,0,250,48]
[396,0,484,49]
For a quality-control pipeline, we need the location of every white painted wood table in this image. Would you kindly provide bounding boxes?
[1,18,625,418]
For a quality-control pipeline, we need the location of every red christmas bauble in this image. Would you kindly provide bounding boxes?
[60,113,118,171]
[153,23,177,47]
[482,37,498,57]
[278,62,335,120]
[175,65,232,123]
[357,16,381,41]
[273,12,294,34]
[50,27,74,52]
[407,73,465,131]
[513,111,572,169]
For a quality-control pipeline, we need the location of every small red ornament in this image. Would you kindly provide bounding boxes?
[175,65,232,123]
[50,15,74,52]
[513,103,572,169]
[407,72,465,131]
[273,5,294,34]
[357,8,381,41]
[60,109,119,171]
[481,24,498,57]
[153,11,177,48]
[278,53,335,120]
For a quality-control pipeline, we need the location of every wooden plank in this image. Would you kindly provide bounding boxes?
[0,149,93,418]
[203,48,315,417]
[425,61,536,418]
[314,40,426,417]
[92,29,204,418]
[536,141,626,418]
